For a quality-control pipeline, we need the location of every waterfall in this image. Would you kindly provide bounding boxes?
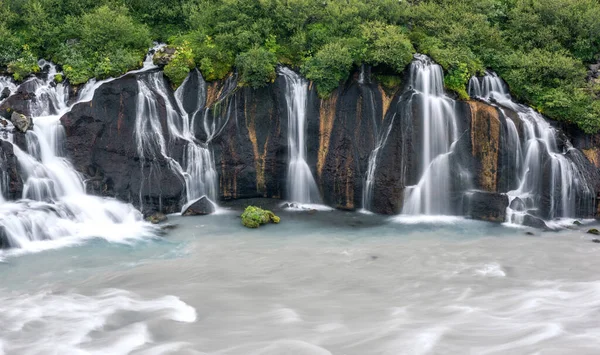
[401,55,462,215]
[278,67,321,204]
[0,54,167,251]
[133,71,218,210]
[469,72,595,222]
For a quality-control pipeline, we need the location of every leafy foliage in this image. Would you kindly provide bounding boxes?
[302,42,354,97]
[1,0,600,131]
[164,42,195,88]
[235,46,278,88]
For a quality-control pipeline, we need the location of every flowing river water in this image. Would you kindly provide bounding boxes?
[1,208,599,355]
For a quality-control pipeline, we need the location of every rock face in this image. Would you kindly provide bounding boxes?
[182,196,215,216]
[466,191,508,222]
[0,140,23,200]
[47,63,599,225]
[0,83,38,119]
[60,70,186,214]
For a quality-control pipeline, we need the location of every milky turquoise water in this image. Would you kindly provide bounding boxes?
[1,209,600,354]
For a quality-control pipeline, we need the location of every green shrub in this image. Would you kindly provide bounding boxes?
[164,42,195,88]
[7,45,39,81]
[235,46,277,88]
[302,41,354,98]
[361,22,414,72]
[241,206,280,228]
[444,63,471,100]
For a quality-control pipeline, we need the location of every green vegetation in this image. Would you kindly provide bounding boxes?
[163,42,195,88]
[1,0,600,131]
[241,206,280,228]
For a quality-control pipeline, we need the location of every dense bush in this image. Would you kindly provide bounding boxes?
[1,0,599,131]
[235,46,278,88]
[164,42,195,88]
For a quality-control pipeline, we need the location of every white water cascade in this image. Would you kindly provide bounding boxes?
[133,70,218,209]
[401,55,462,215]
[469,73,595,222]
[278,67,321,204]
[0,61,157,251]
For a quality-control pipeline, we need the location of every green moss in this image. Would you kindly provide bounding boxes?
[374,74,402,94]
[241,206,280,228]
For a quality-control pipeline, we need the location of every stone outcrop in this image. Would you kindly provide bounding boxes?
[182,196,215,216]
[0,140,23,200]
[41,64,599,226]
[10,111,32,132]
[60,70,186,214]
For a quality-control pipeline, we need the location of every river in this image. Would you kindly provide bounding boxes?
[1,207,599,354]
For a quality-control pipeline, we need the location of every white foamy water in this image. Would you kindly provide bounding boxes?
[2,211,600,354]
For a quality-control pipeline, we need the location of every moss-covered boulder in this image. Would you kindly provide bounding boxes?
[241,206,280,228]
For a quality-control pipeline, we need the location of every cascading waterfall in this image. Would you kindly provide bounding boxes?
[278,67,321,204]
[469,73,595,222]
[0,57,161,250]
[134,70,218,211]
[401,55,462,215]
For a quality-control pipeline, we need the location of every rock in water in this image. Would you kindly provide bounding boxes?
[182,196,215,216]
[241,206,280,228]
[0,87,10,100]
[523,214,549,230]
[587,228,600,235]
[467,191,508,223]
[10,111,32,132]
[146,212,168,224]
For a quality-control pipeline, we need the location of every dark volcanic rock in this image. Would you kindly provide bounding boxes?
[0,140,23,200]
[523,214,549,230]
[0,85,37,119]
[466,191,508,223]
[0,87,11,100]
[60,70,186,214]
[182,196,215,216]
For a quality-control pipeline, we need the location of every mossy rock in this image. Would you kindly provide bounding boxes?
[241,206,280,228]
[587,228,600,235]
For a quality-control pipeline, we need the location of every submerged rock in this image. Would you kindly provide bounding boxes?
[146,212,168,224]
[10,111,32,132]
[241,206,280,228]
[587,228,600,235]
[182,196,215,216]
[466,191,508,223]
[523,214,548,230]
[592,238,600,243]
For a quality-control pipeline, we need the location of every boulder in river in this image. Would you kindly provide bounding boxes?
[587,228,600,235]
[10,111,32,132]
[241,206,280,228]
[182,196,215,216]
[466,191,508,223]
[146,212,168,224]
[523,214,549,230]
